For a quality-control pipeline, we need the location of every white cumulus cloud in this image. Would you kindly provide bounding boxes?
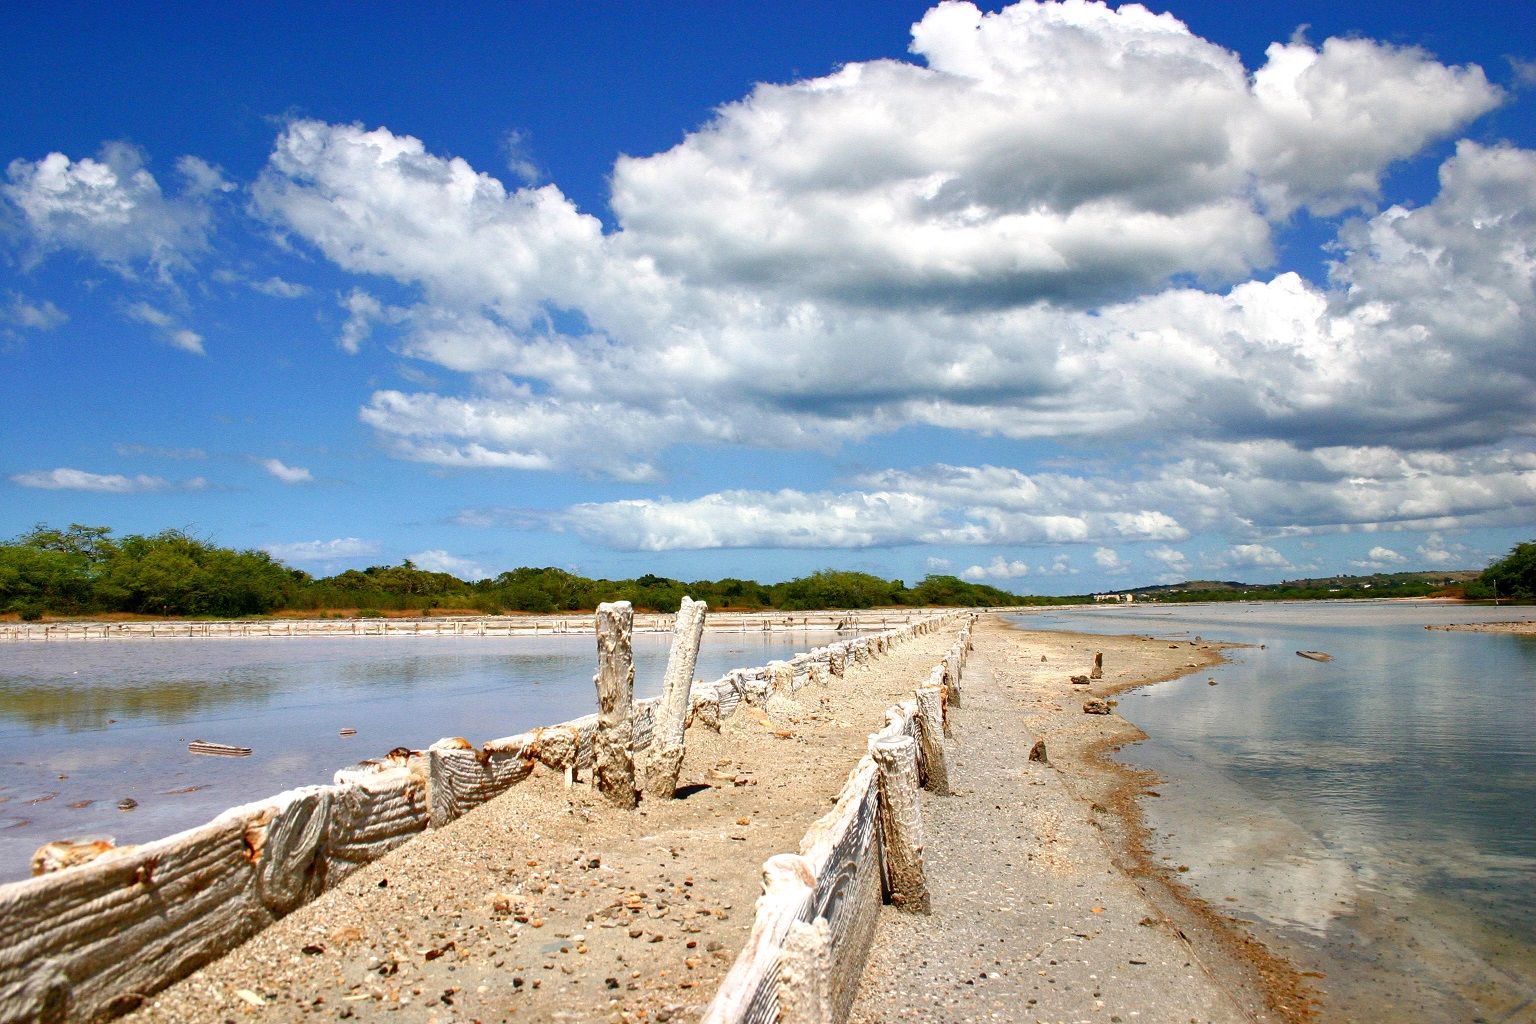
[123,301,204,354]
[961,557,1030,581]
[263,538,381,562]
[9,467,205,493]
[260,458,314,484]
[1093,547,1126,571]
[409,549,491,580]
[4,145,227,282]
[1220,543,1294,570]
[244,3,1514,498]
[1,291,67,332]
[251,276,311,298]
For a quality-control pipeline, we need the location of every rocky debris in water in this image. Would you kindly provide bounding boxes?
[116,797,137,811]
[1083,698,1113,715]
[1208,678,1218,686]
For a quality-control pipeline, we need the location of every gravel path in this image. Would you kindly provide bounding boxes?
[849,621,1251,1024]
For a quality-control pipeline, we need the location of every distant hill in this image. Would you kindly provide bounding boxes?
[1110,569,1480,602]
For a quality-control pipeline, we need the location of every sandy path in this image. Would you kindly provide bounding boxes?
[125,625,963,1024]
[850,616,1291,1024]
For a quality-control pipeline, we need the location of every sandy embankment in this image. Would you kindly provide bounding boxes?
[849,617,1312,1024]
[127,615,1303,1024]
[126,625,963,1024]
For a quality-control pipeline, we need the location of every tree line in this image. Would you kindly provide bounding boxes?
[0,523,1058,620]
[1466,541,1536,601]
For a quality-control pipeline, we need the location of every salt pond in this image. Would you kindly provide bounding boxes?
[0,628,855,882]
[1012,601,1536,1024]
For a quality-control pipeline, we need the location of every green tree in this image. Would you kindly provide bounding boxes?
[1469,541,1536,600]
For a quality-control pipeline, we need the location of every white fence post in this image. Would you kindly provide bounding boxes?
[645,596,707,799]
[778,916,833,1024]
[914,683,950,796]
[870,734,930,913]
[593,601,637,808]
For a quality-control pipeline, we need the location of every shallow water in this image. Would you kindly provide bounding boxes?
[0,628,852,882]
[1010,602,1536,1024]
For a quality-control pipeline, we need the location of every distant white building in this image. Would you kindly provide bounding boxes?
[1093,592,1135,603]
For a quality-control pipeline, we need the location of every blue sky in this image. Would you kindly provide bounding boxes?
[3,0,1534,592]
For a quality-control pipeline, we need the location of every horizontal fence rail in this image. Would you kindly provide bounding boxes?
[0,609,1002,643]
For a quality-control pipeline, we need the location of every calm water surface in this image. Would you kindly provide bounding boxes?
[1011,602,1536,1024]
[0,629,855,882]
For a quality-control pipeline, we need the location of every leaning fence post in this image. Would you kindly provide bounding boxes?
[870,734,930,913]
[594,601,637,807]
[778,916,833,1024]
[645,596,707,799]
[914,683,950,795]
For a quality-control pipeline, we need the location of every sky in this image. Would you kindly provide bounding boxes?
[2,0,1535,593]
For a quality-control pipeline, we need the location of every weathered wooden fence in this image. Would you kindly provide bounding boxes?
[0,608,969,1024]
[701,615,975,1024]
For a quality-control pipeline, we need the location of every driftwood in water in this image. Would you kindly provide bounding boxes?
[593,602,638,807]
[645,596,707,798]
[1296,650,1333,662]
[189,740,251,757]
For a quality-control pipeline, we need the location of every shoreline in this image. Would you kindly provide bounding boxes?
[1433,618,1536,634]
[990,616,1318,1024]
[25,611,1312,1023]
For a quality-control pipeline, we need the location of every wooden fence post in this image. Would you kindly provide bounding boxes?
[914,683,950,795]
[593,601,637,807]
[778,916,833,1024]
[645,596,706,799]
[870,734,930,913]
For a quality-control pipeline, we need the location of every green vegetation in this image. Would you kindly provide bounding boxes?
[1117,570,1481,603]
[1,523,1058,619]
[1465,542,1536,600]
[0,524,303,619]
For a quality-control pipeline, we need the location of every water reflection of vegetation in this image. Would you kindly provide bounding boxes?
[0,677,279,732]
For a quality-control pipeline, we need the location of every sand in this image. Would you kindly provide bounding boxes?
[124,626,962,1024]
[1435,618,1536,634]
[123,614,1307,1024]
[849,616,1300,1024]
